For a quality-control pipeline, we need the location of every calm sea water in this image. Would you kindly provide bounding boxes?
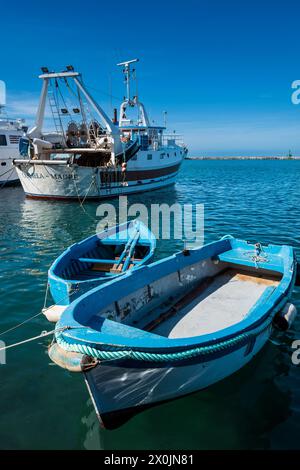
[0,159,299,450]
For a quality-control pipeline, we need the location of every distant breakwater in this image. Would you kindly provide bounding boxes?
[185,156,300,160]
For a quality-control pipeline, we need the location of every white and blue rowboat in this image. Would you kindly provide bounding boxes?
[48,220,156,309]
[49,236,297,429]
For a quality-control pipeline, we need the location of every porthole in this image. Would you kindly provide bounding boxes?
[1,161,6,166]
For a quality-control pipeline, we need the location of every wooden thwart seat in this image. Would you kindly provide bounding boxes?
[91,263,115,272]
[91,257,142,273]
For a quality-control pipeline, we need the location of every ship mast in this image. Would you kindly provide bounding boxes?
[117,59,150,127]
[117,58,139,104]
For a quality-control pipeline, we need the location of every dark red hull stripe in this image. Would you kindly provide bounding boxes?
[25,180,176,200]
[118,163,181,181]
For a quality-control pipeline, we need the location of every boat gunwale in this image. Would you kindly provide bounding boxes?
[56,238,295,352]
[48,220,156,286]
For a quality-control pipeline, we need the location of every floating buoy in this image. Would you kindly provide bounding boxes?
[48,343,98,372]
[42,304,66,323]
[273,302,297,331]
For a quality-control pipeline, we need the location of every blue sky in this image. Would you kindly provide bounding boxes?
[2,0,300,156]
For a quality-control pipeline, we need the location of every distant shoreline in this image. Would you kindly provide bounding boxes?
[185,156,300,160]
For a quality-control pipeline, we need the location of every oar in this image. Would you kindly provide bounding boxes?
[122,231,140,272]
[115,227,138,268]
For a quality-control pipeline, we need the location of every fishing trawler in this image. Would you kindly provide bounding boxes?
[14,60,187,200]
[0,81,27,186]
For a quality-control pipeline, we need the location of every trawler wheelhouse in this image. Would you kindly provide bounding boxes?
[117,59,187,159]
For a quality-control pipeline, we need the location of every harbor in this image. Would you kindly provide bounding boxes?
[185,156,300,160]
[1,0,300,456]
[0,158,300,449]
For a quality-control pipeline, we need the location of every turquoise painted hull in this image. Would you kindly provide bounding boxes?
[53,236,297,428]
[48,220,156,305]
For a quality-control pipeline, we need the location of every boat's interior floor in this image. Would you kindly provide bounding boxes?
[152,269,279,338]
[72,258,138,280]
[62,243,148,281]
[73,269,110,280]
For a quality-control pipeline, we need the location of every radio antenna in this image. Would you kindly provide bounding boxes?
[117,58,139,103]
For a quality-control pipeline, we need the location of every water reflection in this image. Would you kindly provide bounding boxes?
[82,399,103,450]
[1,160,300,449]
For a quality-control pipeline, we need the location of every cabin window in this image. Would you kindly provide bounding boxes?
[1,161,6,166]
[0,135,7,146]
[174,152,176,156]
[9,135,20,144]
[160,153,165,159]
[147,154,152,160]
[167,153,169,157]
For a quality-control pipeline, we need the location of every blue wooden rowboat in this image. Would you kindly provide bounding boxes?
[49,236,297,429]
[48,219,156,306]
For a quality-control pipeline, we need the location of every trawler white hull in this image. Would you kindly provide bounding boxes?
[15,150,183,199]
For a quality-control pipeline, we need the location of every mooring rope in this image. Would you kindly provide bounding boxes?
[0,167,15,189]
[73,176,97,222]
[0,284,79,338]
[0,311,45,338]
[0,166,15,180]
[0,328,60,352]
[43,282,50,310]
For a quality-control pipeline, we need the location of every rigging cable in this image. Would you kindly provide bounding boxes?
[0,284,80,338]
[0,167,15,189]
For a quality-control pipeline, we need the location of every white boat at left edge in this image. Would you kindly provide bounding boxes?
[0,80,27,186]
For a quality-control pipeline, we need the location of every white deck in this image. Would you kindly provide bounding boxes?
[152,270,278,338]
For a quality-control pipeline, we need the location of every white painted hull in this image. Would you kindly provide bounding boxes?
[85,326,271,429]
[0,145,20,185]
[0,164,19,184]
[15,148,183,199]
